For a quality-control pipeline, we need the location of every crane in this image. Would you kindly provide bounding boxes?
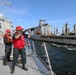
[0,0,12,7]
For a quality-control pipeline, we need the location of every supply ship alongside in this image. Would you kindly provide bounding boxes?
[26,19,76,46]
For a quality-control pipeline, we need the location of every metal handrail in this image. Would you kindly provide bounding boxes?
[43,42,53,75]
[30,40,54,75]
[32,41,36,55]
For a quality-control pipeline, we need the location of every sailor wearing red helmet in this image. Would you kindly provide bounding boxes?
[6,29,11,33]
[10,26,30,74]
[3,29,13,66]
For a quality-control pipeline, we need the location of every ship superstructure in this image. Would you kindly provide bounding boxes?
[0,14,13,44]
[28,19,52,36]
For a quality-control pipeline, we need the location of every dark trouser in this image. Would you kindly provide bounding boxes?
[12,48,26,67]
[3,45,12,61]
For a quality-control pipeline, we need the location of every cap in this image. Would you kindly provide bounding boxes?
[6,29,11,33]
[16,26,24,31]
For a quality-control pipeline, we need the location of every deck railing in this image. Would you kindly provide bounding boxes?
[28,40,55,75]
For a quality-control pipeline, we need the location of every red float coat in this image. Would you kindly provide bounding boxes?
[13,33,26,49]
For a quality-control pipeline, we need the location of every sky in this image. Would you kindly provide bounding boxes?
[0,0,76,33]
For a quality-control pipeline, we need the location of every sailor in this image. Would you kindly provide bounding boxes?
[10,26,30,74]
[3,29,13,66]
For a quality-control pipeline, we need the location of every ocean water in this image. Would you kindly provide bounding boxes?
[29,40,76,75]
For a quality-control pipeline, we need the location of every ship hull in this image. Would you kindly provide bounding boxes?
[30,35,76,46]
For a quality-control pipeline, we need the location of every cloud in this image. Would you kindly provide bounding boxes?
[8,7,29,14]
[9,8,28,14]
[49,18,76,23]
[0,5,30,15]
[16,19,22,22]
[16,19,26,22]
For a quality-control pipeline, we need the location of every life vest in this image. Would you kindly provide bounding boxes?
[13,34,25,49]
[4,33,13,43]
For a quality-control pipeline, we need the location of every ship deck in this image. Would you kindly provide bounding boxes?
[0,44,50,75]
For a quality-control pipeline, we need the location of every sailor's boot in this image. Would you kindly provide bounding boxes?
[10,66,15,74]
[22,65,28,71]
[3,60,7,66]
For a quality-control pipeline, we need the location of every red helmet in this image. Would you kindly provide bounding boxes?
[6,29,11,33]
[16,26,24,30]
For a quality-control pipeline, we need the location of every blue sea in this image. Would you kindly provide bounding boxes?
[29,39,76,75]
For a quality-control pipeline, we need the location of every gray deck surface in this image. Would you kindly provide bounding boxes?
[0,44,50,75]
